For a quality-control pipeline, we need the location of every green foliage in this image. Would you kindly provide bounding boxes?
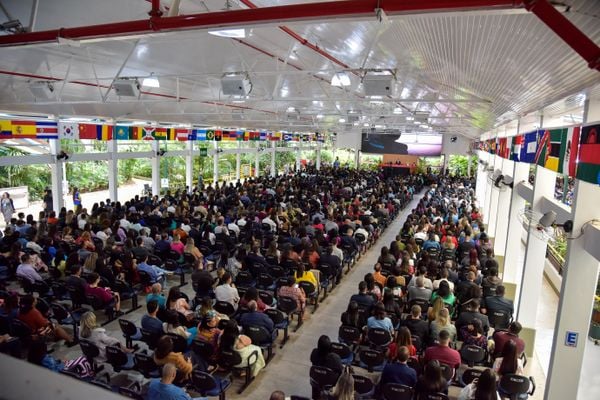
[448,155,478,176]
[66,160,109,193]
[0,146,51,200]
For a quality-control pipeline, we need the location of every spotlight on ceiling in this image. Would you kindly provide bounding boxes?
[142,74,160,88]
[539,211,557,228]
[331,72,351,87]
[156,149,166,157]
[450,136,458,143]
[221,73,252,96]
[56,151,69,161]
[208,28,246,38]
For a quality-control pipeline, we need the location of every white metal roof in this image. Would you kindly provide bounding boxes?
[0,0,599,138]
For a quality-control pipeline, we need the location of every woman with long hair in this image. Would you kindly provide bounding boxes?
[170,233,185,255]
[416,360,448,398]
[183,237,203,268]
[166,286,194,319]
[427,296,446,322]
[340,301,363,329]
[219,319,265,377]
[461,318,488,350]
[79,311,130,361]
[493,339,524,377]
[429,308,457,343]
[458,368,500,400]
[329,366,355,400]
[153,335,193,382]
[388,326,416,361]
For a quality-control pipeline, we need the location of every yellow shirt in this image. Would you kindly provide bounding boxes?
[295,271,318,288]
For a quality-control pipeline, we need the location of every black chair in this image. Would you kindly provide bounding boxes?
[298,281,319,313]
[190,338,216,368]
[166,333,188,353]
[359,349,385,372]
[460,368,483,387]
[367,327,393,349]
[140,328,160,350]
[164,259,187,287]
[330,342,354,365]
[460,344,487,367]
[189,370,231,400]
[147,254,162,266]
[383,383,414,400]
[112,280,140,314]
[105,345,135,372]
[256,272,276,291]
[258,290,275,308]
[218,348,257,394]
[338,325,361,349]
[422,393,449,400]
[214,301,236,318]
[309,365,339,399]
[353,374,375,399]
[118,319,140,349]
[317,263,335,298]
[234,270,255,288]
[9,319,32,341]
[133,352,160,379]
[408,298,429,315]
[118,386,144,400]
[79,339,107,375]
[66,285,87,309]
[50,302,85,343]
[137,270,154,292]
[269,265,286,279]
[244,325,275,363]
[489,309,512,330]
[498,374,535,400]
[265,308,289,347]
[277,295,302,332]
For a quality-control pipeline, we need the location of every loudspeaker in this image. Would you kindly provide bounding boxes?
[221,75,251,96]
[113,79,141,97]
[363,74,393,96]
[28,82,55,100]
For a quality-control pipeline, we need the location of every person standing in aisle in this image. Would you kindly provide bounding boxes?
[1,192,15,225]
[43,189,53,214]
[72,187,81,214]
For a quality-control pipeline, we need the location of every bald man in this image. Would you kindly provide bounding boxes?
[148,363,207,400]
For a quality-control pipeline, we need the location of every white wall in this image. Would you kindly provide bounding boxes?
[333,129,361,150]
[442,134,471,155]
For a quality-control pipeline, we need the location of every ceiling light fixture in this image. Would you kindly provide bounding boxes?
[316,114,324,119]
[142,75,160,88]
[339,118,346,123]
[406,116,415,121]
[208,28,246,38]
[331,72,351,87]
[393,107,403,114]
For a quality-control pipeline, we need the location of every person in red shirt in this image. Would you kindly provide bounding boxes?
[18,295,73,344]
[423,330,461,373]
[85,272,122,314]
[491,321,526,357]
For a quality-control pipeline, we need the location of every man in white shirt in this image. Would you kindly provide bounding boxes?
[414,227,428,241]
[261,213,278,232]
[432,268,455,292]
[214,272,240,310]
[227,221,240,237]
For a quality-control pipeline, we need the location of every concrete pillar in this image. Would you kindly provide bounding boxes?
[354,148,360,169]
[545,180,600,400]
[482,155,496,227]
[295,146,301,171]
[236,142,241,181]
[475,152,488,212]
[107,140,118,202]
[502,162,530,282]
[442,153,449,175]
[255,145,260,178]
[492,157,513,256]
[185,141,193,191]
[49,140,64,212]
[467,155,472,177]
[270,141,276,177]
[213,141,219,184]
[316,143,322,171]
[516,165,556,326]
[151,141,160,196]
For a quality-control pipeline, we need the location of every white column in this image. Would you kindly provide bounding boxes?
[482,155,496,227]
[49,140,64,212]
[316,143,322,171]
[467,156,472,177]
[185,141,193,191]
[236,142,241,181]
[295,146,301,171]
[492,157,513,256]
[354,148,360,169]
[151,141,160,196]
[475,152,487,211]
[502,162,530,282]
[107,140,118,202]
[516,165,556,325]
[270,141,276,177]
[213,141,219,184]
[545,180,600,400]
[255,145,260,178]
[442,153,449,175]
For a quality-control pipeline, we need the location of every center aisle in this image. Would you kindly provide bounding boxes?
[229,191,425,399]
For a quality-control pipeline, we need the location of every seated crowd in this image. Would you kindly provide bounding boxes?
[309,176,533,400]
[0,165,423,398]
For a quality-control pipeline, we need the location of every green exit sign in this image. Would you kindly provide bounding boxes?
[199,147,208,156]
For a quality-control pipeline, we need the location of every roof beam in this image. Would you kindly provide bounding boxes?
[0,0,524,47]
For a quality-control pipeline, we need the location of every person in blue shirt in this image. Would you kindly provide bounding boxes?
[137,254,172,286]
[422,233,441,252]
[146,283,167,309]
[367,303,394,336]
[379,346,417,389]
[148,363,207,400]
[141,300,164,336]
[72,187,82,213]
[239,300,275,343]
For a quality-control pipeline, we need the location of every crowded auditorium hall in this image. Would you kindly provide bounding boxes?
[1,1,600,400]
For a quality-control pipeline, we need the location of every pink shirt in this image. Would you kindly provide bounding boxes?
[171,241,185,254]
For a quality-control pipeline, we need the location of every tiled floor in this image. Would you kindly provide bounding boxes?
[47,191,565,400]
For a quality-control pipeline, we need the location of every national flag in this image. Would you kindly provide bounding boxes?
[242,131,250,141]
[176,129,190,141]
[316,132,325,143]
[576,123,600,184]
[292,133,300,142]
[250,131,259,141]
[96,124,113,141]
[78,123,98,140]
[520,130,540,163]
[115,126,130,140]
[562,126,580,177]
[283,133,293,141]
[11,120,37,138]
[141,126,156,140]
[259,131,267,141]
[271,131,282,141]
[222,130,234,141]
[534,129,551,167]
[0,120,12,137]
[152,127,168,140]
[59,122,79,139]
[186,130,197,141]
[214,130,222,141]
[511,135,523,161]
[130,126,143,140]
[195,129,207,141]
[497,137,507,158]
[35,121,58,139]
[166,128,176,141]
[537,128,566,172]
[236,131,243,141]
[206,129,215,141]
